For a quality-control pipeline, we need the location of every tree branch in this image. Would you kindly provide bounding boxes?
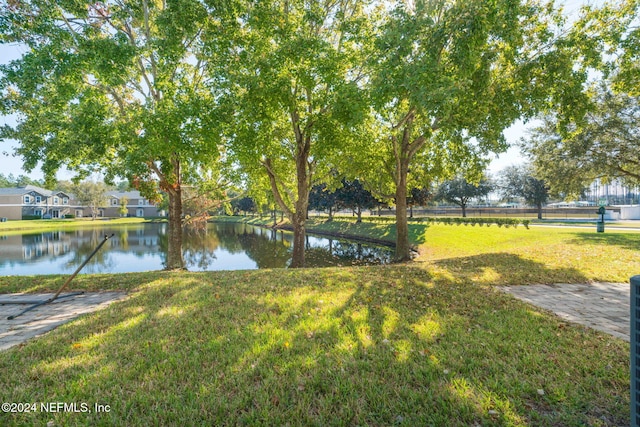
[392,107,416,131]
[261,158,294,219]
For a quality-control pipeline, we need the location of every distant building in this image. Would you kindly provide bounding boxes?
[0,185,163,220]
[104,191,164,218]
[0,185,73,220]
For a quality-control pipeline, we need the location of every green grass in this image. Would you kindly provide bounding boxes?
[416,223,639,284]
[0,217,158,235]
[0,217,638,425]
[0,268,630,426]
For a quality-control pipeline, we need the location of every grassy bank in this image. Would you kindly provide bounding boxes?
[0,216,638,425]
[216,215,640,283]
[0,217,158,235]
[0,267,630,426]
[213,215,425,247]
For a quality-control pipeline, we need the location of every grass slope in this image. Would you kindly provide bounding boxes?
[0,268,630,426]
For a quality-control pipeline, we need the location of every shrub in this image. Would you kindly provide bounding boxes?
[323,215,530,229]
[22,215,42,220]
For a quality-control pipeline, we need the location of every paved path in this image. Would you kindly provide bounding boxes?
[0,292,128,351]
[499,282,630,341]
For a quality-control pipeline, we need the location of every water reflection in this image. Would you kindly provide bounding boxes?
[0,222,393,275]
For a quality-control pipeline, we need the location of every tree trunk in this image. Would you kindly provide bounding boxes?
[537,203,543,220]
[328,206,333,221]
[356,206,362,223]
[461,204,467,218]
[395,165,412,262]
[290,211,306,268]
[166,188,185,270]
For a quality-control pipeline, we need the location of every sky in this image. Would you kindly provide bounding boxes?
[0,0,603,182]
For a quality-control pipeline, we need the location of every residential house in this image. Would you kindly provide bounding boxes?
[0,186,164,220]
[103,191,164,218]
[0,185,74,220]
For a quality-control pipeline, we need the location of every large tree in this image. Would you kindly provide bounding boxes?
[308,183,338,221]
[407,186,432,218]
[436,176,492,218]
[523,91,639,198]
[572,0,639,96]
[354,0,589,261]
[499,164,549,219]
[0,0,229,270]
[521,0,640,198]
[335,179,377,223]
[73,180,108,220]
[221,0,370,267]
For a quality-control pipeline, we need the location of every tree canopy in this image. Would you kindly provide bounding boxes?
[335,179,378,223]
[524,90,640,198]
[2,0,634,270]
[499,164,549,219]
[0,0,231,269]
[436,176,492,217]
[349,0,588,260]
[73,180,108,220]
[0,173,42,188]
[521,0,640,198]
[220,0,371,267]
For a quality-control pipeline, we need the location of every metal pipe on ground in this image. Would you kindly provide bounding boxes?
[1,234,115,320]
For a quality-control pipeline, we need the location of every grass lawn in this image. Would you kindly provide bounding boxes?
[0,219,637,426]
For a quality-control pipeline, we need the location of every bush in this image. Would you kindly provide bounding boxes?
[315,214,531,229]
[22,215,42,220]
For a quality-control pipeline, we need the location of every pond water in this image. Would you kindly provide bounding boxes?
[0,222,393,276]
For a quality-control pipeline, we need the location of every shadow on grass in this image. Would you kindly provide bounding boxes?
[0,266,628,426]
[568,231,640,253]
[434,252,590,286]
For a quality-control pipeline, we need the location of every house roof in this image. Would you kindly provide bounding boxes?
[106,191,143,199]
[0,187,30,196]
[0,185,49,196]
[0,185,71,198]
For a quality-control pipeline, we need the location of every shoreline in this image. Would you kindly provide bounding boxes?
[211,216,422,255]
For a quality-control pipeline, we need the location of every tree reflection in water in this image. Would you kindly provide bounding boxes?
[64,229,116,273]
[0,222,393,275]
[181,225,220,271]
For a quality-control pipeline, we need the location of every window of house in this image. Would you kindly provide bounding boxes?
[54,197,59,205]
[24,195,31,203]
[112,199,118,206]
[35,196,41,203]
[139,199,144,205]
[63,197,68,205]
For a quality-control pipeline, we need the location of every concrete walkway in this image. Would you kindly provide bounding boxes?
[0,292,128,351]
[499,282,630,341]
